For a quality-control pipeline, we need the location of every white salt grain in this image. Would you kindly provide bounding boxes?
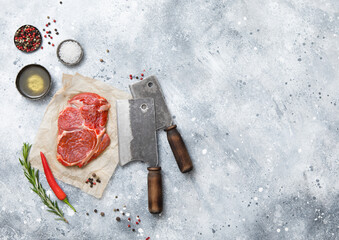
[59,41,82,64]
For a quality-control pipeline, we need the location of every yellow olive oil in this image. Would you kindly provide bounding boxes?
[17,65,51,98]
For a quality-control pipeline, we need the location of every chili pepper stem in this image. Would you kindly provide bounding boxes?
[63,197,76,212]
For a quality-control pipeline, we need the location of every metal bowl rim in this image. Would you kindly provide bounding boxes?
[15,64,52,100]
[56,39,84,66]
[14,24,42,53]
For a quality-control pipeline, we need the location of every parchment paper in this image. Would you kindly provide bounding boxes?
[29,73,131,198]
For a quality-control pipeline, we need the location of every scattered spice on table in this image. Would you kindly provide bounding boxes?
[86,213,89,216]
[116,217,121,222]
[106,49,109,53]
[100,212,105,217]
[100,59,104,62]
[128,71,147,80]
[14,25,42,53]
[86,173,101,188]
[60,1,63,4]
[115,196,118,198]
[94,209,98,213]
[40,17,60,49]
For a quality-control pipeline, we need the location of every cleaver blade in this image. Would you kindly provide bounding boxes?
[130,76,193,173]
[116,98,158,167]
[129,76,172,130]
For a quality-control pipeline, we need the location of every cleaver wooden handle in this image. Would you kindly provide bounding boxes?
[165,125,193,173]
[147,167,163,214]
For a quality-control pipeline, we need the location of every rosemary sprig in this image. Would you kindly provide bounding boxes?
[19,143,68,223]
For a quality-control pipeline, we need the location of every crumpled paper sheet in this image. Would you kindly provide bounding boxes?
[29,73,131,198]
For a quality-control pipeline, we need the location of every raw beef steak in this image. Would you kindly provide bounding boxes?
[57,92,111,167]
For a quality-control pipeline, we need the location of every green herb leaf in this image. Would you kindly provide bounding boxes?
[19,143,68,223]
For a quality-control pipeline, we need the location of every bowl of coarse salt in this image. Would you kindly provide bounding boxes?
[57,39,84,66]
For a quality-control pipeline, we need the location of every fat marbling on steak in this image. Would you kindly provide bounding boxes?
[57,92,111,167]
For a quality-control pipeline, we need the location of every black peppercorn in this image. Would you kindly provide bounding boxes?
[116,217,121,222]
[100,212,105,217]
[94,209,98,213]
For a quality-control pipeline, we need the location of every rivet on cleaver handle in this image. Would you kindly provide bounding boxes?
[130,76,193,173]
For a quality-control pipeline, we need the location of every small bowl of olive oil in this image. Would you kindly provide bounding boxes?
[16,64,52,99]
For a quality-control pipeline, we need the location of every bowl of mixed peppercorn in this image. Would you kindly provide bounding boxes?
[14,25,42,53]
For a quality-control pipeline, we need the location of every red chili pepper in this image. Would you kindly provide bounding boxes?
[40,152,76,212]
[141,73,144,77]
[128,224,131,228]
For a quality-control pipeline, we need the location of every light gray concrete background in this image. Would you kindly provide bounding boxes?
[0,0,338,239]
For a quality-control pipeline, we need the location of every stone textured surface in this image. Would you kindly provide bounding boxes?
[0,0,338,239]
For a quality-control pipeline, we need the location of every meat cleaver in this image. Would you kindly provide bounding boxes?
[130,76,193,173]
[116,98,163,214]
